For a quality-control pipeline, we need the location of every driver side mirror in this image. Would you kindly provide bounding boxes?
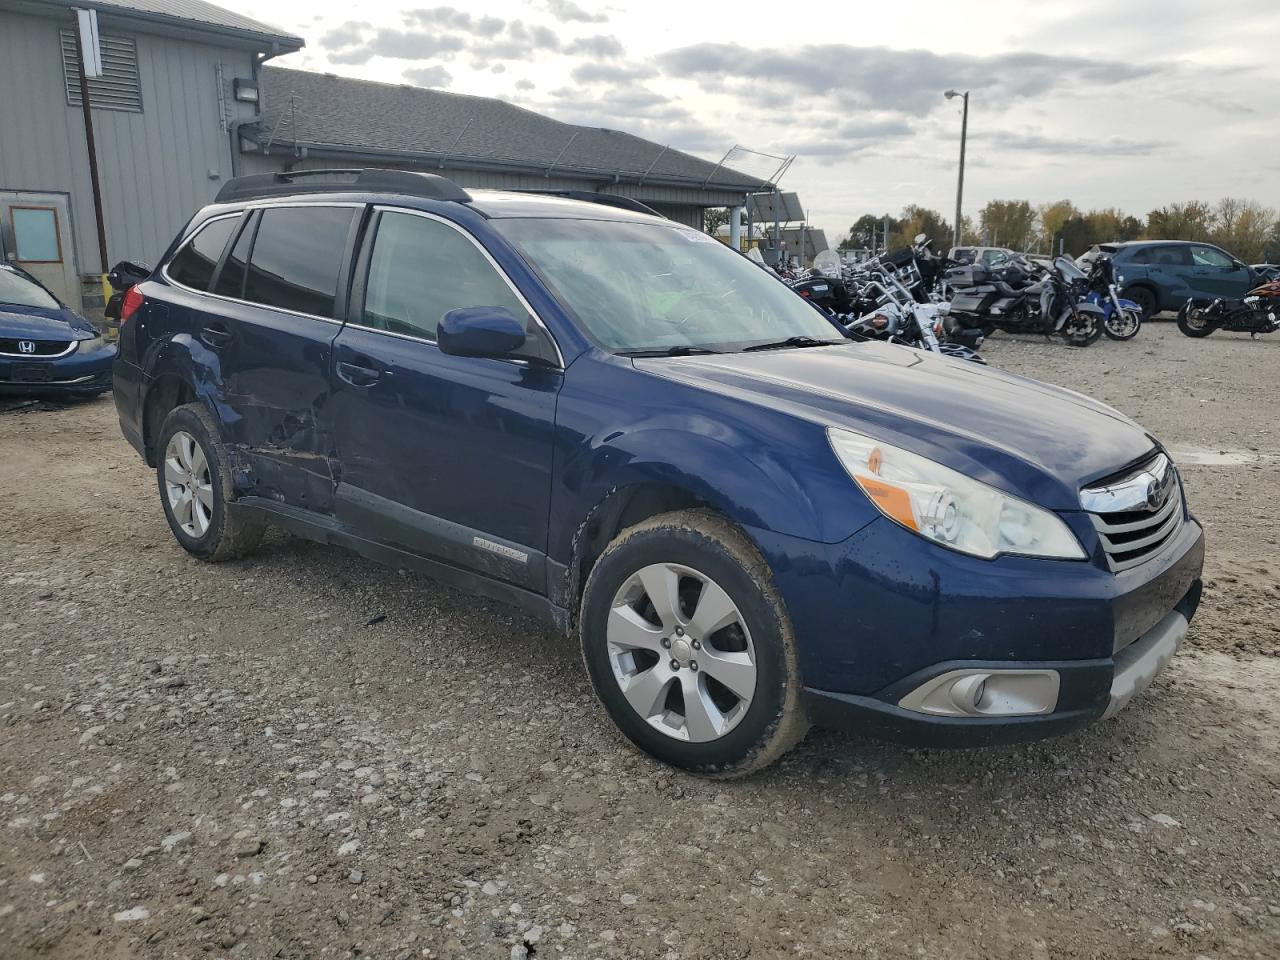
[438,306,528,359]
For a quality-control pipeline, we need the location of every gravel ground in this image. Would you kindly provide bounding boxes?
[1,324,1278,960]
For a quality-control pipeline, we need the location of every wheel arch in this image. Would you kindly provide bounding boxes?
[560,481,711,620]
[139,337,231,466]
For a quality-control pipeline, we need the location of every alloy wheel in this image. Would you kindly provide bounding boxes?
[606,563,757,742]
[163,430,214,538]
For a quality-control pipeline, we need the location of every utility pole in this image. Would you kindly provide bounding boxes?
[74,10,109,274]
[945,90,969,250]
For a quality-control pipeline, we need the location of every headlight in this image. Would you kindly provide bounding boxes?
[77,334,112,354]
[828,428,1086,560]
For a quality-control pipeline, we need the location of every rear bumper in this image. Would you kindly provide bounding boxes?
[803,592,1198,747]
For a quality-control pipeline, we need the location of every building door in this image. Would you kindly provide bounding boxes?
[0,192,81,310]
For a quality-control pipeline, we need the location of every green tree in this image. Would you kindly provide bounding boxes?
[1144,201,1215,243]
[1038,200,1080,252]
[889,205,952,250]
[838,213,896,252]
[978,200,1037,251]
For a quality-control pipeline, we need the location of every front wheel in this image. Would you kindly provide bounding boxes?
[1103,308,1142,341]
[1177,301,1217,338]
[1059,308,1103,347]
[579,510,808,777]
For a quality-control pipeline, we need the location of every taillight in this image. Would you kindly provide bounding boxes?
[121,286,145,322]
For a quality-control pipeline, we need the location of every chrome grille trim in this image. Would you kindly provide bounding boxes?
[0,339,77,358]
[1084,454,1185,572]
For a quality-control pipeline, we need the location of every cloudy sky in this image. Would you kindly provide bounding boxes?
[224,0,1279,240]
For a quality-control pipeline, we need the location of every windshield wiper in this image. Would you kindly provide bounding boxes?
[741,336,842,352]
[617,345,723,358]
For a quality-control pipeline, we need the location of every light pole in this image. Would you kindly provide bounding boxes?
[944,89,968,250]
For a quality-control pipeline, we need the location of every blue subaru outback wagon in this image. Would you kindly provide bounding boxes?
[112,170,1203,776]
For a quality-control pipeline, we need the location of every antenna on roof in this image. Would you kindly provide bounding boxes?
[439,118,474,169]
[638,144,670,186]
[545,132,580,178]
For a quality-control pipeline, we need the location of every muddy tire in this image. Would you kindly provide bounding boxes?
[155,403,265,561]
[580,509,808,777]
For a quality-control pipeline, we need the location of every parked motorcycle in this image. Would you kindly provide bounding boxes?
[1177,278,1280,338]
[946,255,1103,346]
[1084,255,1143,341]
[844,268,986,364]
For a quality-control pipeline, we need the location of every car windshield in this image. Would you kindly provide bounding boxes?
[0,268,60,309]
[493,218,845,353]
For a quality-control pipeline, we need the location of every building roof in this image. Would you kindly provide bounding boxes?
[29,0,303,49]
[255,67,767,194]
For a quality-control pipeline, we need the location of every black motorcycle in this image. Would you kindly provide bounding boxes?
[1177,277,1280,338]
[946,255,1103,346]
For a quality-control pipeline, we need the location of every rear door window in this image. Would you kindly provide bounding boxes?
[244,206,355,318]
[167,217,238,291]
[213,215,254,300]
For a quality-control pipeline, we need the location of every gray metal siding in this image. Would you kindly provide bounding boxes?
[0,7,258,270]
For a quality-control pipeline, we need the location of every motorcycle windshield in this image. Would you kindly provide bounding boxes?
[1055,256,1087,281]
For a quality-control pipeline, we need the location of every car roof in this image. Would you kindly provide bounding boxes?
[1109,240,1204,248]
[209,170,672,225]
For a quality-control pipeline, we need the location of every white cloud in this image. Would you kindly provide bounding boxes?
[225,0,1277,239]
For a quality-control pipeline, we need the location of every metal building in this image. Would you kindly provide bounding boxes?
[0,0,302,309]
[240,67,768,231]
[0,0,769,312]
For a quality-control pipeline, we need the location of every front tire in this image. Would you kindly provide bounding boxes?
[580,509,808,777]
[156,403,265,561]
[1059,308,1103,347]
[1103,308,1142,341]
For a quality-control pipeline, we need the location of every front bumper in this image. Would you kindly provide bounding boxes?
[803,596,1196,747]
[0,344,116,396]
[747,506,1205,747]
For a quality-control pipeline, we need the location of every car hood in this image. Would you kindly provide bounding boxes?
[0,304,99,341]
[636,341,1157,510]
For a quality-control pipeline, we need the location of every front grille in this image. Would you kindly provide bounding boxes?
[0,338,74,357]
[1083,454,1184,572]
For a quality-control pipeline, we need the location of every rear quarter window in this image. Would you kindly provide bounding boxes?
[167,217,238,291]
[243,206,355,318]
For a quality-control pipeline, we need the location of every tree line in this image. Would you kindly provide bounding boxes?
[837,198,1280,263]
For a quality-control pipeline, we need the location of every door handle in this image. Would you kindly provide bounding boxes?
[200,323,233,348]
[337,358,383,386]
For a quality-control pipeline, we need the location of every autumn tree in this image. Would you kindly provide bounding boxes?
[889,205,952,250]
[978,200,1037,251]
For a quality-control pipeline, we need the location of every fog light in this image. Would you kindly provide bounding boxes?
[898,668,1060,717]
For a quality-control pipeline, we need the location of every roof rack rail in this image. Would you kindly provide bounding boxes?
[214,168,472,204]
[518,190,665,219]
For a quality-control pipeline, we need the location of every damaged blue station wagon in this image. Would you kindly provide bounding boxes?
[112,170,1203,776]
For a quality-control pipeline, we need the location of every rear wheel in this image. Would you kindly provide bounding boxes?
[156,403,265,561]
[1177,301,1217,338]
[580,509,807,777]
[1125,285,1158,320]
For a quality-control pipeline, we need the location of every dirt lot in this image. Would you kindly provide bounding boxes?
[1,324,1278,960]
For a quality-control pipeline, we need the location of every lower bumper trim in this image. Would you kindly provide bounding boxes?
[1102,609,1186,719]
